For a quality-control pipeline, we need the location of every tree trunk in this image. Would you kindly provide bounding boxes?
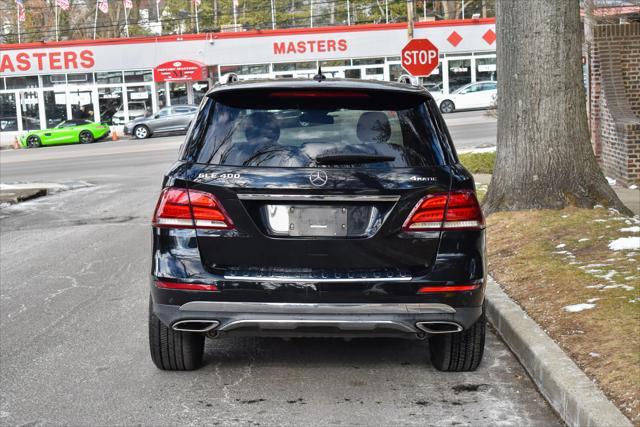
[483,0,631,215]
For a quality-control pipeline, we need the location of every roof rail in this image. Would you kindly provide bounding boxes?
[397,74,418,85]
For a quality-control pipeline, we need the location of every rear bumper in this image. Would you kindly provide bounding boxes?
[151,299,483,338]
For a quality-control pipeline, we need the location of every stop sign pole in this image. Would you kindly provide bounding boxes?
[401,39,439,77]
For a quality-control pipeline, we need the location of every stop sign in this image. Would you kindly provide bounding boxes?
[401,39,439,77]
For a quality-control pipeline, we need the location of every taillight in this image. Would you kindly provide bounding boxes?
[155,280,219,291]
[417,284,480,293]
[152,187,234,229]
[403,190,484,231]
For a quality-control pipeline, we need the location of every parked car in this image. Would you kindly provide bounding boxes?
[111,101,150,125]
[124,105,197,139]
[433,81,497,113]
[19,119,110,148]
[148,78,486,371]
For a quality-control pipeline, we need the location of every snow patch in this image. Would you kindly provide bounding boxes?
[629,184,638,190]
[555,243,566,249]
[606,177,617,186]
[620,226,640,233]
[578,238,590,242]
[608,237,640,251]
[563,303,596,312]
[589,352,600,358]
[586,298,600,303]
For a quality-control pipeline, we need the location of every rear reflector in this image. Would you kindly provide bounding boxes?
[403,190,484,231]
[417,284,480,293]
[155,280,219,292]
[152,187,234,229]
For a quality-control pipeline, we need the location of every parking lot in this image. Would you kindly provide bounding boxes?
[0,110,563,425]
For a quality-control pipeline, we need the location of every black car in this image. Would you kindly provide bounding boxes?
[149,78,486,371]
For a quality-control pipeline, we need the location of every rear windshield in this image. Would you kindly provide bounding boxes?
[184,90,446,168]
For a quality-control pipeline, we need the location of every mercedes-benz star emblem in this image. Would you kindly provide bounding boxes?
[309,170,328,187]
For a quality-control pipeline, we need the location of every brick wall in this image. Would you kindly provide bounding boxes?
[589,23,640,186]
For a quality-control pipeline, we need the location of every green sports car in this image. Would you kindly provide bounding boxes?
[20,120,110,148]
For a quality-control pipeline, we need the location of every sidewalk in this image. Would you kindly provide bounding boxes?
[474,173,639,215]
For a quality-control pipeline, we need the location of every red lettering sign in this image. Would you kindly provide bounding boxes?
[273,39,347,55]
[0,50,94,73]
[153,60,206,82]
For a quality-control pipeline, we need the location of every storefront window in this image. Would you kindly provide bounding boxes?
[42,74,66,87]
[388,63,405,82]
[448,59,471,92]
[6,76,39,89]
[420,64,443,93]
[476,57,497,82]
[96,71,123,84]
[220,63,270,76]
[19,91,40,130]
[124,70,152,83]
[156,83,168,109]
[43,91,67,128]
[319,60,350,67]
[273,61,317,72]
[192,81,209,105]
[67,73,94,85]
[352,57,384,65]
[69,89,95,121]
[169,82,188,105]
[0,93,18,132]
[344,69,361,79]
[98,87,124,124]
[127,85,153,120]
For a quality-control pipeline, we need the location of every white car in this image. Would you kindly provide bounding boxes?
[112,101,150,125]
[434,81,497,113]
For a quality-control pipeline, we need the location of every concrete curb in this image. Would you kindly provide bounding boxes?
[485,277,632,427]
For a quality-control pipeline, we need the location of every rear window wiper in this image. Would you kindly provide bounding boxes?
[315,153,396,165]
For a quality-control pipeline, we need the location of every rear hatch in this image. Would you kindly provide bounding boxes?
[181,85,452,279]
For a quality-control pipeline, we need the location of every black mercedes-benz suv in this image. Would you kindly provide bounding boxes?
[149,78,486,371]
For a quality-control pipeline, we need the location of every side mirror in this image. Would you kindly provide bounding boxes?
[154,114,160,119]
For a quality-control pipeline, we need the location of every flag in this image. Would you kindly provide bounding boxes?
[98,0,108,13]
[123,0,132,9]
[56,0,69,10]
[16,0,25,22]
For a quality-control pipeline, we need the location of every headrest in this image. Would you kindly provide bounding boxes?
[244,112,280,144]
[356,112,391,144]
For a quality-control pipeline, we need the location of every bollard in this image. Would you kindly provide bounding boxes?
[111,129,119,141]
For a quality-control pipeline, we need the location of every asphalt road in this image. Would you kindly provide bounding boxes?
[0,112,561,426]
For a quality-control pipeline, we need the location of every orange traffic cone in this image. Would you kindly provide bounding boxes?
[111,128,119,141]
[13,136,20,149]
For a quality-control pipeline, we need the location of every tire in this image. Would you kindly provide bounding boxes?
[134,125,150,139]
[428,307,485,372]
[148,298,205,371]
[79,130,94,144]
[440,100,455,114]
[26,135,41,148]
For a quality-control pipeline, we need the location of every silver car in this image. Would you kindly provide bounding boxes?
[124,105,197,139]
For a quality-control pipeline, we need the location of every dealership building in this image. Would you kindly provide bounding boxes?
[0,18,496,136]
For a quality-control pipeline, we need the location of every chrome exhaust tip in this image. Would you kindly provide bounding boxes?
[172,320,219,333]
[415,321,463,334]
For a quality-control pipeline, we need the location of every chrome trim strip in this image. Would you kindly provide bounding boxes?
[179,301,456,315]
[218,319,417,333]
[223,274,412,283]
[415,321,463,334]
[172,320,220,333]
[237,194,400,202]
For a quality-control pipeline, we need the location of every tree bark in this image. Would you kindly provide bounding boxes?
[483,0,631,215]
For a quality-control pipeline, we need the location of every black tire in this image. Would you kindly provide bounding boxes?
[134,125,150,139]
[79,130,94,144]
[26,135,41,148]
[440,100,455,114]
[428,308,485,372]
[148,298,205,371]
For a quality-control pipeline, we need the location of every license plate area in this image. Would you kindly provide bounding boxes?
[265,205,349,237]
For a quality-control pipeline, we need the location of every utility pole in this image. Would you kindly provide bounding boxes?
[347,0,350,25]
[407,0,414,39]
[270,0,276,29]
[310,0,313,27]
